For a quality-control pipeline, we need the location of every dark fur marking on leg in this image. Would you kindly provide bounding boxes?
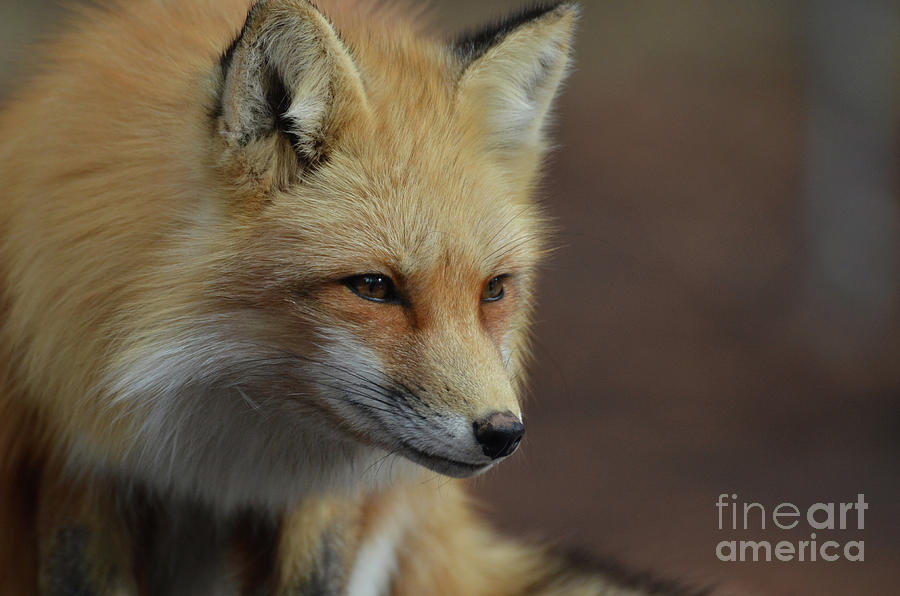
[46,526,95,596]
[288,530,345,596]
[230,509,280,596]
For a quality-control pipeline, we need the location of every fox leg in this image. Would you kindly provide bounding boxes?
[384,481,700,596]
[34,465,138,596]
[273,497,362,596]
[0,398,131,596]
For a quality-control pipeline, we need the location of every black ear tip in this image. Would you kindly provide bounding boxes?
[220,1,267,75]
[557,1,582,17]
[452,1,579,63]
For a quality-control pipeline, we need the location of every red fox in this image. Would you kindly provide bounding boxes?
[0,0,696,594]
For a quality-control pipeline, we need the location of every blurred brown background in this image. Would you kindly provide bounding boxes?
[2,1,898,595]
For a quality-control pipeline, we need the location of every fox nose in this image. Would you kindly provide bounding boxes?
[473,412,525,460]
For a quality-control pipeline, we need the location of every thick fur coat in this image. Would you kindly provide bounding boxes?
[0,1,698,594]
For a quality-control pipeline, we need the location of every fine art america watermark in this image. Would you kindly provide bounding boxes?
[715,493,867,562]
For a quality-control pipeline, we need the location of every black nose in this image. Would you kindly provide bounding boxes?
[473,411,525,460]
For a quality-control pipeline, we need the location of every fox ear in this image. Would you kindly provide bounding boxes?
[215,0,370,185]
[453,2,578,165]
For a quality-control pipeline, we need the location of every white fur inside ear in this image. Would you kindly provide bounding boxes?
[491,45,569,150]
[219,2,369,164]
[457,9,576,156]
[283,96,328,151]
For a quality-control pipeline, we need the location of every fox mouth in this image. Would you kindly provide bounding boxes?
[397,441,493,478]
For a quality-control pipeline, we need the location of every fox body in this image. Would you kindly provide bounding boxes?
[0,1,692,594]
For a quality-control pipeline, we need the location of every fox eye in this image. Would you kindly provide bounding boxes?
[482,276,507,302]
[345,274,398,303]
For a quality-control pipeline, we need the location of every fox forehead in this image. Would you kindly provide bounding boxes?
[208,0,571,289]
[257,181,546,283]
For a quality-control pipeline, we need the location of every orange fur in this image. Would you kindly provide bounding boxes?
[0,1,689,594]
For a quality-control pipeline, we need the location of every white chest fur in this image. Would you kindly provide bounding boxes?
[345,501,413,596]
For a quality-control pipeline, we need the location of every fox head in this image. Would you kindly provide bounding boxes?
[43,0,578,509]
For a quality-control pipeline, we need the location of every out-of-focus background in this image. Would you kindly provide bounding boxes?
[2,1,898,595]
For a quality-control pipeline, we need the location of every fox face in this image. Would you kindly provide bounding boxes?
[42,0,578,510]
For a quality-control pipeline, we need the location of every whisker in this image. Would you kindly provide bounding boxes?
[235,385,264,413]
[484,206,532,248]
[299,385,402,418]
